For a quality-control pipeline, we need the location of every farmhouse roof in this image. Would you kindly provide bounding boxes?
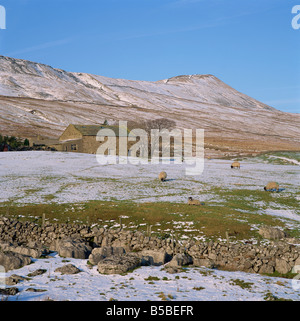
[73,125,129,137]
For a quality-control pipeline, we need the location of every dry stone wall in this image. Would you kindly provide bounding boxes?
[0,217,299,275]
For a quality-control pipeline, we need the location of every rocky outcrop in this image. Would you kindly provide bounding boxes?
[0,241,44,258]
[258,226,286,240]
[89,247,169,272]
[97,254,141,275]
[0,287,19,296]
[5,274,27,286]
[88,246,125,265]
[166,253,193,267]
[0,251,32,271]
[136,250,169,266]
[0,217,299,276]
[50,238,92,259]
[55,264,81,275]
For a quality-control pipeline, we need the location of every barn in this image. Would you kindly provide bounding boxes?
[59,124,134,155]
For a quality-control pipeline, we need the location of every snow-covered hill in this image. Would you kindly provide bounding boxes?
[0,56,273,109]
[0,56,299,157]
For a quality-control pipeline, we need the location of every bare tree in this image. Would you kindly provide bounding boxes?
[128,118,178,158]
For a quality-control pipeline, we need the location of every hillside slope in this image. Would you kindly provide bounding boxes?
[0,56,299,157]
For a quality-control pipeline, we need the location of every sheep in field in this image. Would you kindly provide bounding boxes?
[264,181,279,192]
[188,197,202,206]
[231,161,240,169]
[158,171,167,181]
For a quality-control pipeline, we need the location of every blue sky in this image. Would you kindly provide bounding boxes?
[0,0,299,113]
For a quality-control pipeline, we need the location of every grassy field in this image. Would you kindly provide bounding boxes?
[250,151,300,165]
[1,151,299,243]
[2,185,299,243]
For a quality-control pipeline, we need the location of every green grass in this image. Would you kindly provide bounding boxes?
[1,191,297,242]
[263,291,293,301]
[43,194,57,202]
[157,292,168,301]
[193,286,205,291]
[253,151,300,165]
[144,276,160,281]
[229,278,254,290]
[1,180,299,242]
[24,188,43,195]
[262,271,298,279]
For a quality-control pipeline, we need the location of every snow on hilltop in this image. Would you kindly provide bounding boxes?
[0,55,299,158]
[0,55,273,111]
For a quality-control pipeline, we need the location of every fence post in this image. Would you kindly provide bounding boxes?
[225,231,229,245]
[172,231,174,255]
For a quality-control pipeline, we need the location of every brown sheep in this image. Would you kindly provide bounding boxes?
[188,197,201,205]
[264,181,279,191]
[231,161,240,169]
[158,171,167,181]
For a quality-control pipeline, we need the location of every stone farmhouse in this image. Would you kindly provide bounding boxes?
[58,124,135,155]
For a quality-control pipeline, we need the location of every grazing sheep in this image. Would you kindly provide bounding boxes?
[159,171,167,181]
[188,197,202,205]
[231,161,240,169]
[264,181,279,192]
